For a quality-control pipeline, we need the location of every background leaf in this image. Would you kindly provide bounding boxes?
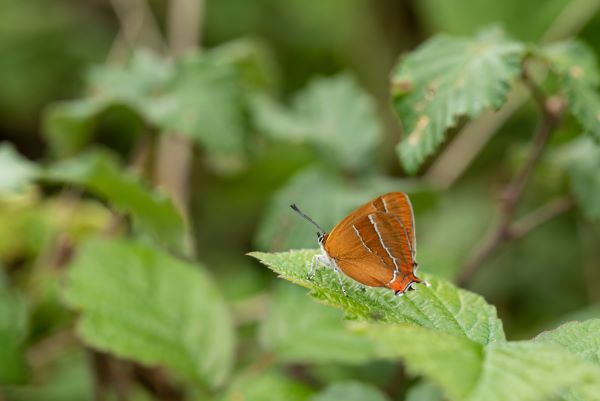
[63,238,235,388]
[391,28,524,173]
[42,100,112,158]
[543,40,600,141]
[260,282,375,364]
[43,48,248,159]
[405,381,444,401]
[252,74,382,172]
[309,381,390,401]
[221,370,314,401]
[3,350,93,401]
[207,37,280,94]
[0,273,29,385]
[44,150,186,253]
[558,138,600,225]
[0,143,40,195]
[147,53,245,154]
[250,249,505,344]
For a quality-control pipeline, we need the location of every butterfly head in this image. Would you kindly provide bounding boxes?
[317,231,327,244]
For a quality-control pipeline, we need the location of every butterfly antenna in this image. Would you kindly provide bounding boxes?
[290,204,326,234]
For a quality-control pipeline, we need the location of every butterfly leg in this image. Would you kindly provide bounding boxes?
[307,255,319,280]
[333,266,347,296]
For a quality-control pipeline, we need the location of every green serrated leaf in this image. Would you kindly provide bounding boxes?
[536,320,600,401]
[252,74,382,172]
[366,324,480,401]
[536,319,600,364]
[44,150,186,253]
[309,381,390,401]
[0,280,29,384]
[0,143,40,195]
[255,167,422,251]
[391,28,524,173]
[247,242,600,401]
[261,282,375,364]
[63,238,235,388]
[250,249,505,344]
[543,40,600,141]
[365,324,600,401]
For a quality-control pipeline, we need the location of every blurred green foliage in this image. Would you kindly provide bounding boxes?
[1,0,600,401]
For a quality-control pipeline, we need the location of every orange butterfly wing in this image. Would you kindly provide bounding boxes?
[328,192,416,257]
[323,192,420,293]
[373,192,416,259]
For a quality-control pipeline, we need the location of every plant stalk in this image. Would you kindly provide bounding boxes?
[457,83,565,286]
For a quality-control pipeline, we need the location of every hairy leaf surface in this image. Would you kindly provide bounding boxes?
[250,249,505,344]
[64,238,235,388]
[391,28,523,173]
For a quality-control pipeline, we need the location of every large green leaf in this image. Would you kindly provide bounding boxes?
[536,319,600,364]
[309,381,390,401]
[255,167,422,251]
[365,324,600,401]
[543,40,600,141]
[261,282,375,364]
[250,249,505,345]
[0,143,40,195]
[535,320,600,401]
[44,150,186,253]
[252,74,382,172]
[391,28,524,173]
[63,238,235,388]
[251,250,600,401]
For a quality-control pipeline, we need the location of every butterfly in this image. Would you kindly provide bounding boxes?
[291,192,427,295]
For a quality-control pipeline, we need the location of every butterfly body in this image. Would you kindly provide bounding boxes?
[295,192,424,295]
